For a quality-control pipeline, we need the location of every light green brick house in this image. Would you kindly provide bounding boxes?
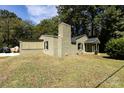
[39,22,100,57]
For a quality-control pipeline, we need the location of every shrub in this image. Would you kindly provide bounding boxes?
[105,38,124,59]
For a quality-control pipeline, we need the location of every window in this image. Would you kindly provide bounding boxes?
[78,43,82,50]
[78,43,84,50]
[44,41,48,49]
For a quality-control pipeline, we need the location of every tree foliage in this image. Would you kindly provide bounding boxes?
[35,16,59,36]
[95,6,124,52]
[0,9,22,47]
[0,10,38,47]
[57,5,103,37]
[105,38,124,59]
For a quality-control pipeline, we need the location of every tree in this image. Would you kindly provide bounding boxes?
[0,9,22,47]
[95,6,124,52]
[0,9,59,47]
[35,16,59,36]
[57,5,102,37]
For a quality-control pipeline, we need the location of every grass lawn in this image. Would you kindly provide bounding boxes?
[0,50,124,88]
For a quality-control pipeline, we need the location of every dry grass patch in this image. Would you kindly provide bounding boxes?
[0,51,123,87]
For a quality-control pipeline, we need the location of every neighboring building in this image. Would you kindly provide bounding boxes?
[39,22,100,57]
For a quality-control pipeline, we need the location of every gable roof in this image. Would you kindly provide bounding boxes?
[84,37,100,44]
[71,34,87,43]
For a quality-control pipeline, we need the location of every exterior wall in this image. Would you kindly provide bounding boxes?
[58,39,77,57]
[41,36,58,56]
[68,44,77,55]
[20,41,43,50]
[53,38,58,56]
[43,37,54,55]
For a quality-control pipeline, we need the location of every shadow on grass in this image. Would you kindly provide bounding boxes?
[95,54,124,87]
[95,64,124,88]
[103,56,124,61]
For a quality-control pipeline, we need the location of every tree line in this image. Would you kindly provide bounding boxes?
[0,5,124,52]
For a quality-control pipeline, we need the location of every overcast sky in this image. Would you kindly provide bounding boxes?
[0,5,58,24]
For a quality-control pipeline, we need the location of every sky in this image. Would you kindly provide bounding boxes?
[0,5,58,24]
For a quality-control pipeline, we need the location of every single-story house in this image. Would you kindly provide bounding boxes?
[39,22,100,57]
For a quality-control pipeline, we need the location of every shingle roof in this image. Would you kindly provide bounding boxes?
[84,37,100,44]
